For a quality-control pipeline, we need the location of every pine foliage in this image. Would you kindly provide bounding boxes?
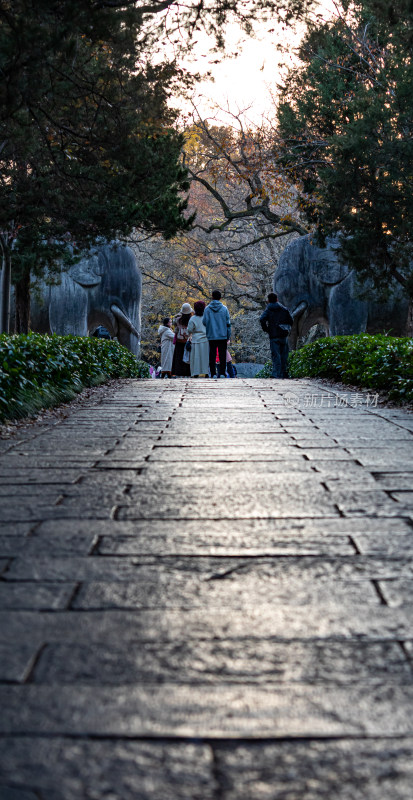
[277,0,413,297]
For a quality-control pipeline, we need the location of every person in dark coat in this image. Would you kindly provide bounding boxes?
[260,292,294,379]
[171,302,193,377]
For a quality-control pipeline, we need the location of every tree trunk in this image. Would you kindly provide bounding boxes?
[0,243,11,334]
[407,300,413,338]
[14,269,31,334]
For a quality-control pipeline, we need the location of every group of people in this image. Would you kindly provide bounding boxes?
[157,289,294,380]
[157,290,232,379]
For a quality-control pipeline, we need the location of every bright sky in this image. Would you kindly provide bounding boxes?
[186,27,300,123]
[180,0,337,124]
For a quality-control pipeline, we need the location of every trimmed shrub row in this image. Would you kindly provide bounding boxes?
[0,333,149,422]
[256,334,413,403]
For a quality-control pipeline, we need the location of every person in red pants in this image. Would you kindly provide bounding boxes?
[202,290,231,379]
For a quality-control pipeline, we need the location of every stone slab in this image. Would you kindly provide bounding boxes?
[296,450,357,460]
[0,536,28,556]
[145,446,304,462]
[373,473,413,490]
[0,643,40,683]
[329,490,407,516]
[0,583,75,611]
[9,446,108,457]
[97,533,354,556]
[35,516,413,538]
[1,377,413,794]
[0,523,33,538]
[3,683,413,736]
[77,470,144,486]
[213,739,413,800]
[23,531,98,556]
[353,532,413,556]
[118,480,340,518]
[0,485,73,497]
[0,787,38,800]
[0,457,97,469]
[31,640,411,686]
[0,738,215,800]
[391,492,413,507]
[157,435,293,446]
[142,462,365,478]
[166,412,279,420]
[347,452,413,469]
[2,605,413,644]
[100,448,157,460]
[94,461,148,470]
[72,576,378,611]
[0,558,10,575]
[7,554,413,582]
[378,579,413,607]
[0,502,115,522]
[0,469,84,484]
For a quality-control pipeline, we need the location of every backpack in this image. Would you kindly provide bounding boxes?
[276,323,291,339]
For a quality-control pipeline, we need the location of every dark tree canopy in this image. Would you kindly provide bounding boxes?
[0,0,195,330]
[277,0,413,298]
[0,0,193,237]
[0,0,314,331]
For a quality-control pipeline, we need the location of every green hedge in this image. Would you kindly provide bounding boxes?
[255,362,273,379]
[256,334,413,402]
[0,333,149,422]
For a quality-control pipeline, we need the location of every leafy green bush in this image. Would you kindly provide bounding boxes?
[255,362,272,378]
[289,334,413,402]
[0,333,149,421]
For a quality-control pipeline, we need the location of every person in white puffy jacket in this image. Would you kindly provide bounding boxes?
[157,317,175,378]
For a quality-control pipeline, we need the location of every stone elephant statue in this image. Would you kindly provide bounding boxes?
[274,235,409,347]
[30,243,142,356]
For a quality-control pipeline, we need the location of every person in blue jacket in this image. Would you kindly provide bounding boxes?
[202,290,231,379]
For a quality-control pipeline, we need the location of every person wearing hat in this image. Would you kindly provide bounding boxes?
[171,302,193,377]
[187,300,209,377]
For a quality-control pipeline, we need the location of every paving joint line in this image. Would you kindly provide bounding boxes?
[1,732,413,743]
[397,641,413,672]
[348,536,362,555]
[66,583,82,610]
[23,643,49,684]
[371,580,388,606]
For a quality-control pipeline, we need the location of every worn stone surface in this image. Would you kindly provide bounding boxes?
[2,606,413,645]
[0,378,412,797]
[0,643,39,683]
[213,739,413,799]
[71,575,379,610]
[0,536,27,556]
[377,579,413,607]
[4,683,413,736]
[0,582,75,610]
[7,554,413,583]
[0,739,215,800]
[31,640,411,685]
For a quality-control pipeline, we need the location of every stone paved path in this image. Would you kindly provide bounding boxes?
[1,378,413,799]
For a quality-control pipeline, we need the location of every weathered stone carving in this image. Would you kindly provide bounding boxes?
[30,243,142,355]
[274,235,409,346]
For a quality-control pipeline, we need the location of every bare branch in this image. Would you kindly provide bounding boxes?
[200,228,298,253]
